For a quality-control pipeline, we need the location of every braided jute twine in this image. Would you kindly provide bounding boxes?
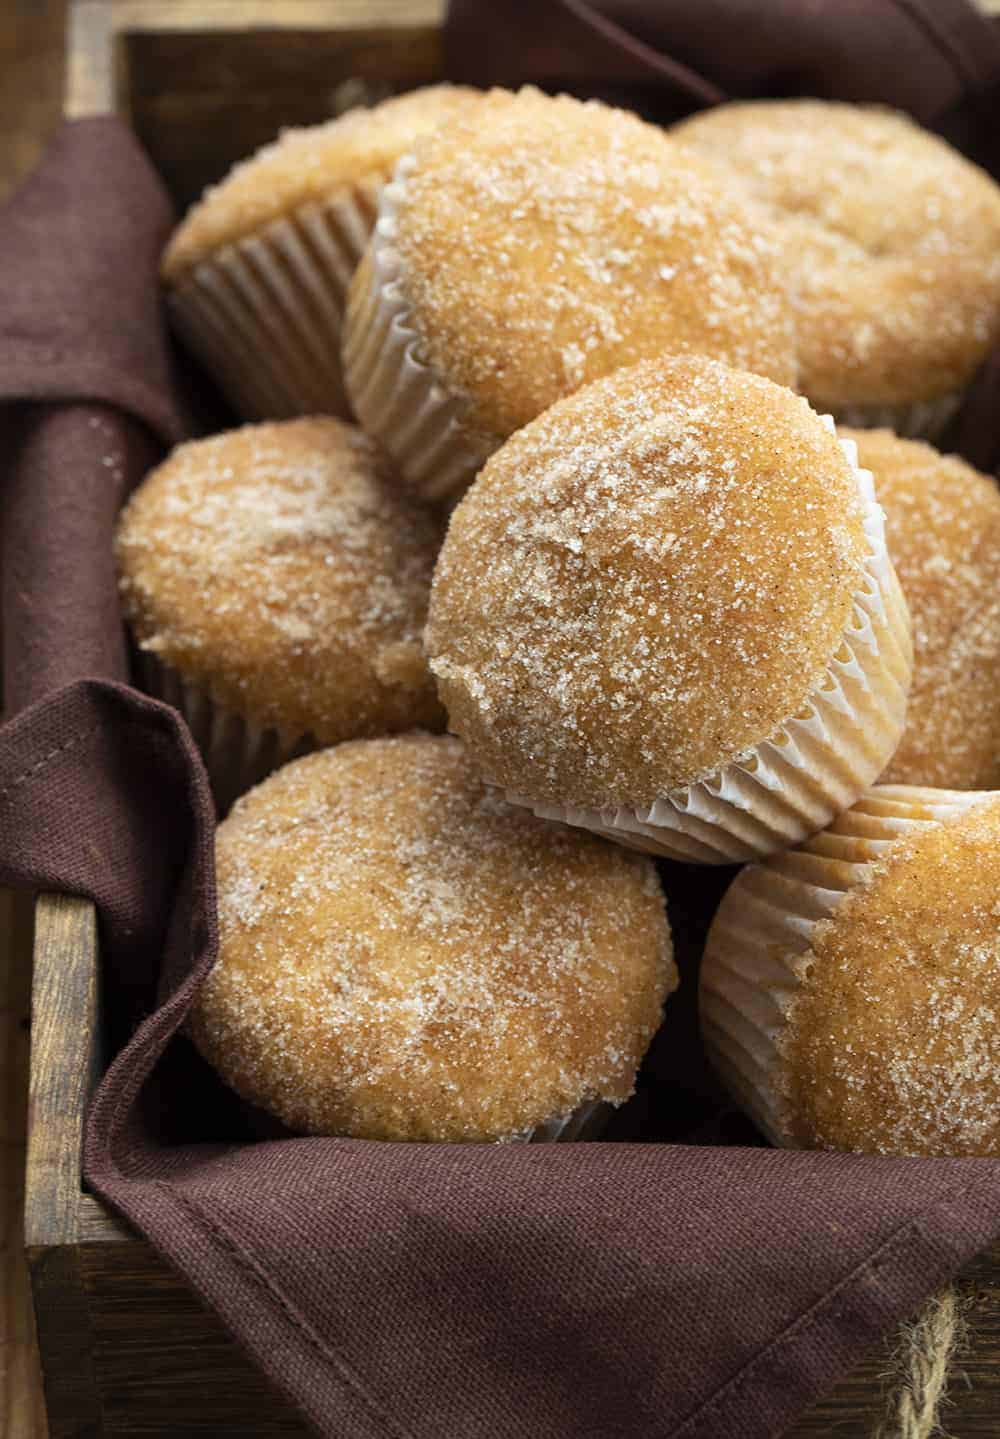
[873,1288,968,1439]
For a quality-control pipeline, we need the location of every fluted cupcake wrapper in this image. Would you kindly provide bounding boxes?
[136,650,314,815]
[342,155,498,502]
[509,425,913,864]
[829,390,963,443]
[699,784,992,1144]
[166,178,383,424]
[514,1099,613,1143]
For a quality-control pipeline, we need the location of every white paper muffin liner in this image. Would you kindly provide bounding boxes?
[341,154,499,502]
[506,425,912,864]
[829,390,963,444]
[699,784,992,1144]
[136,650,314,814]
[167,177,383,423]
[515,1098,613,1143]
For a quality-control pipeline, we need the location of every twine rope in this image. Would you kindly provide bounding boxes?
[874,1289,967,1439]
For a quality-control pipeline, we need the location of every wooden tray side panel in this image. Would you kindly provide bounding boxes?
[25,894,104,1439]
[68,2,447,212]
[79,1241,309,1437]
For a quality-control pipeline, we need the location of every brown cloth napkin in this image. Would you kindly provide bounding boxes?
[4,3,1000,1433]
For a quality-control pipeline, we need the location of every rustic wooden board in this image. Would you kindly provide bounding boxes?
[67,1,444,211]
[2,890,49,1439]
[23,896,102,1439]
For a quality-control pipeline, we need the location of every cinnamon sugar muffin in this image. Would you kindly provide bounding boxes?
[116,418,443,806]
[343,87,798,501]
[191,735,675,1142]
[425,356,912,862]
[674,101,1000,438]
[701,787,1000,1157]
[840,428,1000,789]
[162,86,479,421]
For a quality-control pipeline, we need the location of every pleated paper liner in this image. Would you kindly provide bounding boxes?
[509,428,913,864]
[830,390,964,443]
[698,784,992,1145]
[166,177,382,424]
[136,650,314,815]
[342,156,500,502]
[521,1099,613,1143]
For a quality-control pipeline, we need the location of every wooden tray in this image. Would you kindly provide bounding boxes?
[25,4,1000,1435]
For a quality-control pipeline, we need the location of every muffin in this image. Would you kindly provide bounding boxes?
[674,101,1000,438]
[190,734,675,1142]
[161,86,479,422]
[343,87,798,501]
[425,356,912,862]
[700,786,1000,1157]
[841,428,1000,789]
[116,418,443,807]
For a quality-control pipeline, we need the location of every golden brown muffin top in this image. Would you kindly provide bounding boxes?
[384,87,797,442]
[190,735,675,1141]
[426,355,869,810]
[674,101,1000,407]
[162,85,480,281]
[842,428,1000,789]
[116,418,443,744]
[781,795,1000,1157]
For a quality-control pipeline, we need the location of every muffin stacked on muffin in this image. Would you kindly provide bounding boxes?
[146,86,1000,1154]
[343,87,798,499]
[116,417,443,807]
[192,735,675,1143]
[426,356,911,862]
[162,85,480,421]
[673,100,1000,438]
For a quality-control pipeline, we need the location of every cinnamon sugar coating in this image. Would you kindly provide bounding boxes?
[781,796,1000,1157]
[162,85,480,281]
[377,87,797,444]
[116,418,443,745]
[426,356,869,811]
[191,735,675,1141]
[674,101,1000,409]
[842,428,1000,789]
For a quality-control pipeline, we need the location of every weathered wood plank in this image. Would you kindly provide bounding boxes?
[127,26,442,209]
[1,889,49,1439]
[65,0,446,119]
[80,1243,308,1436]
[24,894,102,1437]
[24,896,98,1252]
[76,1197,132,1248]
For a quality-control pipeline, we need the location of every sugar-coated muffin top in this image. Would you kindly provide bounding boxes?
[426,355,869,811]
[674,101,1000,408]
[162,85,480,281]
[781,793,1000,1157]
[382,87,797,443]
[116,418,444,744]
[842,428,1000,789]
[190,735,675,1141]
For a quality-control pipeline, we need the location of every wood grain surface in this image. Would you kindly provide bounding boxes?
[1,892,48,1439]
[2,6,65,1430]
